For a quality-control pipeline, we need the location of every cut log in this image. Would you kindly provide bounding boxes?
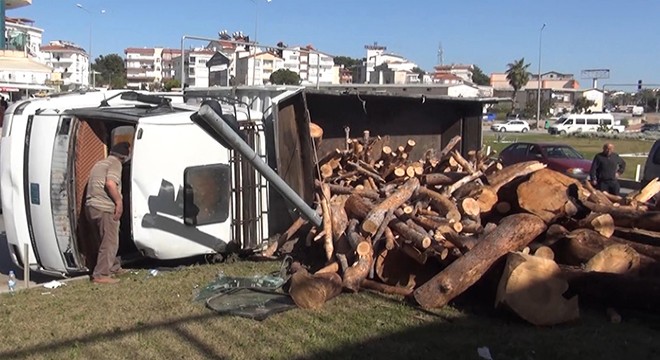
[316,148,342,167]
[475,187,498,213]
[495,252,579,326]
[451,150,475,174]
[544,224,569,246]
[320,194,334,261]
[362,177,419,235]
[632,177,660,203]
[495,202,511,215]
[533,246,555,260]
[459,197,481,220]
[584,181,614,206]
[315,262,339,275]
[330,200,349,242]
[438,135,462,160]
[320,164,334,179]
[444,171,483,196]
[361,279,413,296]
[517,168,582,223]
[461,218,483,234]
[417,187,461,222]
[309,122,324,140]
[319,181,380,201]
[611,211,660,232]
[422,172,468,186]
[560,266,660,313]
[384,226,396,250]
[263,216,307,257]
[486,161,546,193]
[342,241,373,292]
[584,244,640,274]
[413,213,547,308]
[577,213,615,238]
[288,268,343,310]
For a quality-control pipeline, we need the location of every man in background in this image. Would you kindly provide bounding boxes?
[85,142,131,284]
[590,143,626,196]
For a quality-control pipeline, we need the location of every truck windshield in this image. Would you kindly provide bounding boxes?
[555,117,567,124]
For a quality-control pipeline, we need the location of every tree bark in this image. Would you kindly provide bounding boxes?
[413,213,547,308]
[362,177,419,235]
[422,172,468,186]
[517,169,581,223]
[289,268,343,310]
[417,187,461,222]
[486,161,546,193]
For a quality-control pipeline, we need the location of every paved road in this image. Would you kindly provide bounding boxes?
[0,216,57,292]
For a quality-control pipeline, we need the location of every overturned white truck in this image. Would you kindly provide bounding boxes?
[1,85,496,277]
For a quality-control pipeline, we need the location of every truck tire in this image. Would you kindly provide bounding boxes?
[522,128,528,133]
[613,129,620,134]
[500,128,507,132]
[559,130,567,135]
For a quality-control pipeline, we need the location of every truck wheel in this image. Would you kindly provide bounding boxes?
[499,128,507,132]
[559,130,567,135]
[613,129,620,134]
[522,128,528,133]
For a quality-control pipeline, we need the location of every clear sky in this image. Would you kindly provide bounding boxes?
[10,0,660,89]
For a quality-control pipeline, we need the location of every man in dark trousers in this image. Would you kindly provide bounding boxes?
[85,142,131,284]
[590,143,626,195]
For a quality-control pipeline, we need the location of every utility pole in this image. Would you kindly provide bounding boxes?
[536,23,546,129]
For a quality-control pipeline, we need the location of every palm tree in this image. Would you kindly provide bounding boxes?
[505,58,531,110]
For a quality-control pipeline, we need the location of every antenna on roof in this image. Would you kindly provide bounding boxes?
[437,42,444,66]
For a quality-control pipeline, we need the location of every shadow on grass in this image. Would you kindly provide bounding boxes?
[0,312,229,360]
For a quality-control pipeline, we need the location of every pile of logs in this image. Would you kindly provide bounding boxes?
[267,131,660,325]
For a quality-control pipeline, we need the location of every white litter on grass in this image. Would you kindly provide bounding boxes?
[43,280,66,289]
[477,346,493,360]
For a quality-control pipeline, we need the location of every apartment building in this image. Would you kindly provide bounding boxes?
[124,47,163,89]
[354,42,418,84]
[161,48,181,80]
[40,40,88,89]
[172,48,215,87]
[5,16,42,57]
[235,51,284,85]
[433,64,474,83]
[297,46,335,85]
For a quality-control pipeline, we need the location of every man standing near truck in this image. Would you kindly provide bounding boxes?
[590,143,626,196]
[85,142,131,284]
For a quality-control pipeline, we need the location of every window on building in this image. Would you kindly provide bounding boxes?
[198,59,207,64]
[189,56,196,64]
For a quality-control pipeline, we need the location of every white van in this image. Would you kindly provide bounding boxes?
[0,88,311,277]
[547,113,624,135]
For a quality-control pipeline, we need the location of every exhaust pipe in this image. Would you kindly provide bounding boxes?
[193,102,323,228]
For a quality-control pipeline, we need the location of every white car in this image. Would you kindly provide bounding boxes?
[491,120,530,133]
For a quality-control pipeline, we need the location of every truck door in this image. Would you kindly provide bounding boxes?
[25,113,85,274]
[130,120,233,260]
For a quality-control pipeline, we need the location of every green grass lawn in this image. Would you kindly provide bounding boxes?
[1,262,659,360]
[484,133,654,180]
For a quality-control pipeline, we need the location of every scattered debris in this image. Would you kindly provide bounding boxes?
[43,280,65,289]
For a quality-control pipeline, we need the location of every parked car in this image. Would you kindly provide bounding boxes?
[499,142,592,180]
[491,120,530,133]
[641,123,660,133]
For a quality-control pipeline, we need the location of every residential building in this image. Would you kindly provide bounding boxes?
[5,16,42,57]
[207,52,232,86]
[172,48,215,87]
[579,88,605,113]
[432,72,465,85]
[161,48,181,80]
[235,51,284,85]
[297,46,335,85]
[354,42,417,84]
[40,40,88,90]
[125,47,163,89]
[433,64,474,83]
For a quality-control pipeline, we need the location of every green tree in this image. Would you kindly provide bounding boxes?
[92,54,127,89]
[270,69,301,85]
[522,98,554,119]
[334,56,362,69]
[471,65,490,86]
[163,78,181,92]
[505,58,531,108]
[573,97,596,113]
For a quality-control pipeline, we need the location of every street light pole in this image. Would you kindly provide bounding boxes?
[76,4,104,88]
[248,0,271,86]
[536,23,546,129]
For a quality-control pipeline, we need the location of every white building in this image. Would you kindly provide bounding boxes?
[5,16,42,57]
[125,47,164,89]
[297,46,335,86]
[39,40,88,89]
[235,51,285,85]
[580,88,605,113]
[356,43,418,84]
[0,49,52,97]
[173,48,215,88]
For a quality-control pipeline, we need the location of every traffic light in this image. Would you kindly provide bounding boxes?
[638,80,642,91]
